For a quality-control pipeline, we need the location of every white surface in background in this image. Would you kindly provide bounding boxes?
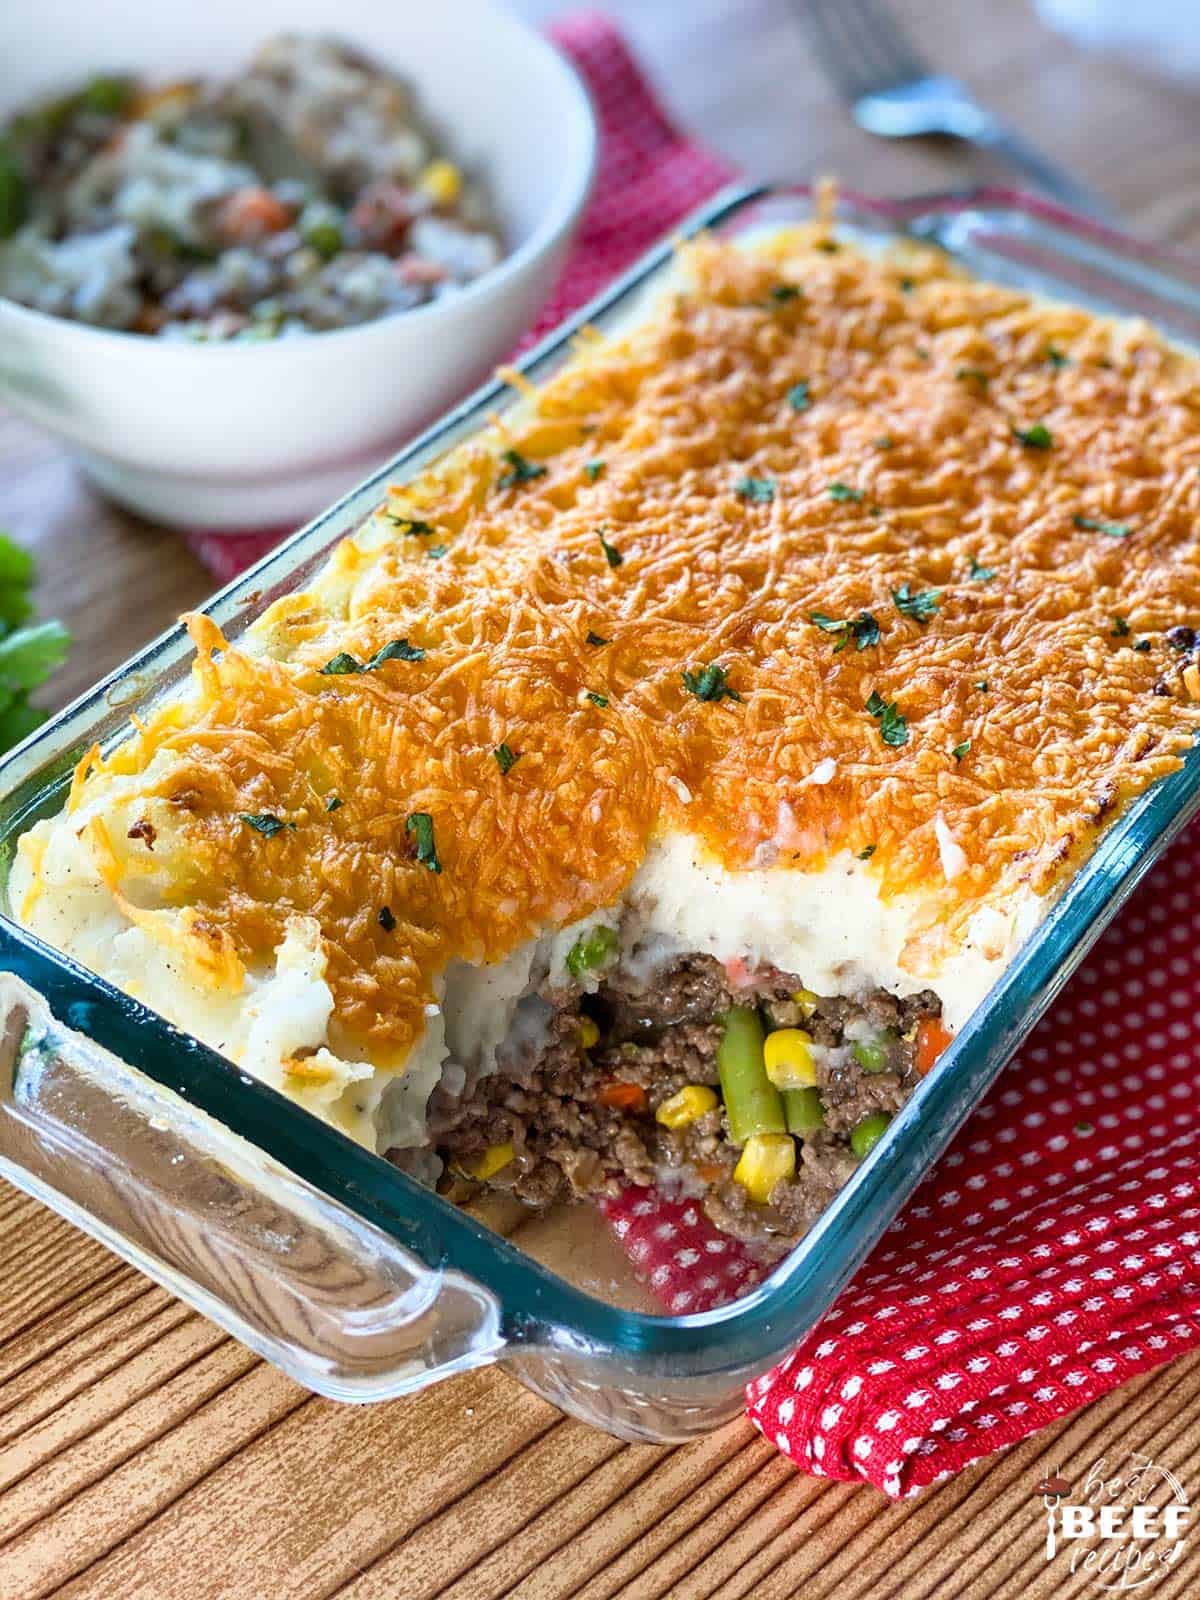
[1037,0,1200,83]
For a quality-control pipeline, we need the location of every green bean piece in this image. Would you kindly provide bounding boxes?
[784,1086,824,1134]
[850,1112,891,1159]
[851,1035,890,1074]
[717,1006,786,1143]
[565,924,620,979]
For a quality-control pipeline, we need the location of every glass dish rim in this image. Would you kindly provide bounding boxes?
[1,179,1198,1377]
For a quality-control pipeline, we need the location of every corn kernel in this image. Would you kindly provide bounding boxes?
[460,1141,514,1181]
[420,159,462,206]
[655,1084,719,1128]
[791,988,819,1015]
[577,1017,600,1050]
[763,1028,817,1089]
[733,1133,796,1203]
[1184,663,1200,702]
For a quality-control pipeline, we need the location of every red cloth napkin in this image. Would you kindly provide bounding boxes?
[179,13,1200,1497]
[183,13,735,582]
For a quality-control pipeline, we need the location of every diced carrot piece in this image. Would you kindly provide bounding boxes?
[596,1080,648,1114]
[695,1161,728,1186]
[216,187,293,242]
[915,1016,954,1076]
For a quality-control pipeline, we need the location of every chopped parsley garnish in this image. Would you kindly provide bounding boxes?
[768,283,802,304]
[493,743,520,775]
[239,813,294,837]
[899,276,915,292]
[829,482,863,503]
[816,238,840,253]
[497,448,546,490]
[787,381,812,412]
[366,638,425,668]
[967,557,997,582]
[1046,345,1070,368]
[873,436,895,450]
[1074,513,1133,539]
[326,795,343,812]
[857,844,877,860]
[955,366,989,386]
[405,811,442,873]
[377,905,396,932]
[319,639,425,674]
[1134,639,1152,652]
[866,690,909,747]
[681,663,742,703]
[809,610,881,652]
[975,679,990,692]
[1111,616,1131,637]
[1013,423,1053,450]
[427,545,448,559]
[892,584,941,622]
[586,690,609,708]
[586,630,609,648]
[597,529,623,568]
[318,652,360,675]
[387,515,436,536]
[952,740,971,761]
[735,476,775,504]
[583,459,606,482]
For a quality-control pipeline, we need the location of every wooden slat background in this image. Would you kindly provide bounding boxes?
[3,1,1200,1594]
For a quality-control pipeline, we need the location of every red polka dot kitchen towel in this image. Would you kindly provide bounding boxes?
[603,828,1200,1497]
[183,12,736,582]
[177,12,1200,1498]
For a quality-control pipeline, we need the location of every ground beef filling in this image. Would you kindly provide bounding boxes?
[431,956,942,1258]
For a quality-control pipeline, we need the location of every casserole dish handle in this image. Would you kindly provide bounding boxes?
[0,966,506,1401]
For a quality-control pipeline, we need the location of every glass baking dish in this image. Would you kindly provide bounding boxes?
[0,183,1198,1445]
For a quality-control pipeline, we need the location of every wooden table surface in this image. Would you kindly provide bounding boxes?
[4,2,1200,1595]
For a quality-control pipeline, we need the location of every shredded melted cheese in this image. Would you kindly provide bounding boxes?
[15,227,1200,1085]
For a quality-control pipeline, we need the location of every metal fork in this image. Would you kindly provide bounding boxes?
[797,0,1117,222]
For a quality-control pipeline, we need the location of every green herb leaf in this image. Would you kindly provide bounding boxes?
[326,795,343,811]
[427,545,448,559]
[967,557,997,583]
[857,844,877,860]
[681,663,742,703]
[497,448,546,490]
[405,812,442,873]
[239,813,294,838]
[1014,423,1053,450]
[387,515,436,536]
[1046,345,1070,369]
[365,638,426,668]
[955,366,989,386]
[899,276,915,292]
[866,690,908,747]
[0,619,70,692]
[583,459,606,482]
[1074,513,1133,539]
[828,482,863,503]
[318,652,361,676]
[586,630,609,648]
[493,743,520,775]
[809,611,880,652]
[0,142,29,241]
[597,529,623,568]
[378,905,396,932]
[735,476,775,504]
[768,284,802,304]
[1133,639,1152,652]
[952,740,971,761]
[586,690,609,708]
[975,679,990,692]
[873,435,895,450]
[1111,616,1131,637]
[891,584,941,623]
[787,381,811,412]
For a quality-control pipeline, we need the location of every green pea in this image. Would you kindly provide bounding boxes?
[851,1035,890,1074]
[565,924,619,979]
[784,1085,824,1134]
[302,208,344,260]
[850,1113,891,1159]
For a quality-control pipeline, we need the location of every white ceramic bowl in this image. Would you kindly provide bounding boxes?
[0,0,596,530]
